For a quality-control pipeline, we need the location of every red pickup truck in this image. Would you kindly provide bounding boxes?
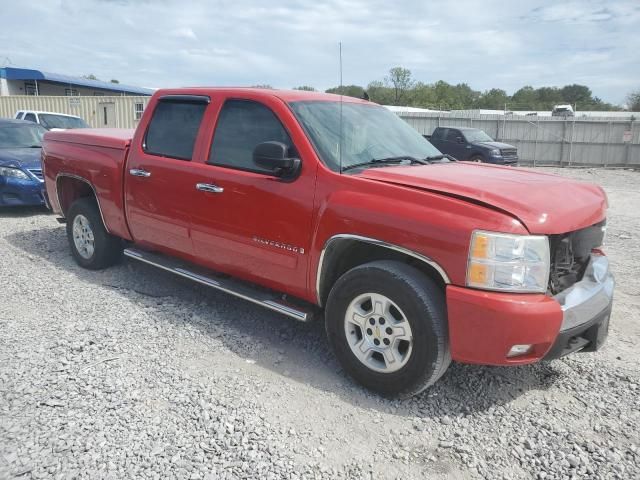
[41,88,614,397]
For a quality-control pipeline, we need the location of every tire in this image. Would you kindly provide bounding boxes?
[66,197,122,270]
[469,154,484,163]
[325,260,451,397]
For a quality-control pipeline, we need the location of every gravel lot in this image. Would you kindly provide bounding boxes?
[1,167,639,480]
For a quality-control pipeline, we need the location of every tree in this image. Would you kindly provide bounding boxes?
[83,74,99,80]
[251,84,273,89]
[560,84,592,107]
[293,85,315,91]
[110,79,120,84]
[385,67,414,104]
[627,90,640,111]
[325,85,365,99]
[476,88,509,109]
[366,81,394,105]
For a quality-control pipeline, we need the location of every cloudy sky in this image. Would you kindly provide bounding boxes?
[1,0,638,104]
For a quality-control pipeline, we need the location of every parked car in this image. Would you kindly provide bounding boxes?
[15,110,89,130]
[425,127,518,165]
[552,104,575,117]
[42,88,613,397]
[0,119,46,207]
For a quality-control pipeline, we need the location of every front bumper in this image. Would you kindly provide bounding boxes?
[0,176,46,207]
[489,154,519,165]
[446,254,614,366]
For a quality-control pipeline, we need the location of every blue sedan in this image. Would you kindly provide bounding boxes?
[0,119,47,207]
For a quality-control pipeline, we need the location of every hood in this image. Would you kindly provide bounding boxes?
[357,163,607,234]
[0,148,42,170]
[473,141,515,150]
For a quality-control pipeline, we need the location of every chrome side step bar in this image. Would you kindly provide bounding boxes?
[123,248,314,322]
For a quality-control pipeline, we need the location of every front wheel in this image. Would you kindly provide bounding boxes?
[325,260,451,397]
[469,154,484,163]
[66,197,122,270]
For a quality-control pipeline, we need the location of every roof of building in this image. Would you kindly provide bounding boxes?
[0,67,153,95]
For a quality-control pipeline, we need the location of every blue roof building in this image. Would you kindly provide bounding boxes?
[0,67,154,96]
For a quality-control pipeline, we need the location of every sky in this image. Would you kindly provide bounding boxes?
[1,0,638,105]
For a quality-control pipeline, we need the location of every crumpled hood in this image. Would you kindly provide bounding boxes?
[0,148,42,170]
[357,163,607,234]
[474,141,515,150]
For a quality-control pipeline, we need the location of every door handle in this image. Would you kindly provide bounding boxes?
[196,183,224,193]
[129,168,151,178]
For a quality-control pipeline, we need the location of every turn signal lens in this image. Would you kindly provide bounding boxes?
[467,231,550,293]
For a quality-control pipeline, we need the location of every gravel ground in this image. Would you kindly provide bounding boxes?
[1,167,639,480]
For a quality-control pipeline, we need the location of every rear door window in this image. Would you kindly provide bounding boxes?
[144,98,208,160]
[23,113,37,123]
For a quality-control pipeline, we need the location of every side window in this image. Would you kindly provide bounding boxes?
[445,129,460,142]
[209,100,292,173]
[434,128,446,140]
[144,100,207,160]
[24,113,37,123]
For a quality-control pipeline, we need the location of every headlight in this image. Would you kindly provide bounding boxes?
[0,166,29,179]
[490,149,501,156]
[467,230,550,293]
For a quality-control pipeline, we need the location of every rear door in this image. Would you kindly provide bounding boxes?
[124,95,209,259]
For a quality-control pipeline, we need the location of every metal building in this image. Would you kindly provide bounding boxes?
[0,67,153,97]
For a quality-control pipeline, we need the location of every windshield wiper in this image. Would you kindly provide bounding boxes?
[342,156,429,172]
[424,154,457,162]
[28,145,42,148]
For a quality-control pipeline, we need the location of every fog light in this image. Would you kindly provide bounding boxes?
[507,344,533,358]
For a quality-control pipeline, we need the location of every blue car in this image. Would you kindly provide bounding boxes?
[0,119,47,207]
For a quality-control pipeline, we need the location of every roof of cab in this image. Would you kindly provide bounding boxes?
[0,118,35,126]
[151,87,371,104]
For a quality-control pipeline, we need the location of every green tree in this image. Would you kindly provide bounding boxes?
[83,74,99,80]
[511,86,537,110]
[385,67,414,104]
[560,84,592,107]
[626,90,640,111]
[476,88,509,109]
[366,80,394,105]
[293,85,316,91]
[325,85,365,99]
[251,84,273,89]
[110,79,119,84]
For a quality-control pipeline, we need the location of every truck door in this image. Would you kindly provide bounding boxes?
[188,97,316,299]
[124,95,210,259]
[445,128,467,160]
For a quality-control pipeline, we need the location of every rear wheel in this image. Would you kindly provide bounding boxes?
[325,260,451,397]
[66,197,122,270]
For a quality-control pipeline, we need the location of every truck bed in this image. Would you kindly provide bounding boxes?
[42,128,134,240]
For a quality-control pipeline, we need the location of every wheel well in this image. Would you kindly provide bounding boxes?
[56,176,96,216]
[317,238,448,306]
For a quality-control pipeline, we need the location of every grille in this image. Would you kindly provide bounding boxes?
[548,220,605,295]
[500,148,517,157]
[28,168,44,181]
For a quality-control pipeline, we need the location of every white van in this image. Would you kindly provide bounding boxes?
[14,110,89,130]
[551,104,575,117]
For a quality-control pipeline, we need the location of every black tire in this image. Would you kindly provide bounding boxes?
[469,154,484,163]
[66,197,122,270]
[325,260,451,397]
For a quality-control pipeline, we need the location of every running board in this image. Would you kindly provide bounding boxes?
[123,247,314,322]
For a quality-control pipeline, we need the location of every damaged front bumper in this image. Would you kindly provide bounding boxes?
[544,254,614,359]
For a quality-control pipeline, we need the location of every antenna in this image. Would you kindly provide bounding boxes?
[339,41,344,174]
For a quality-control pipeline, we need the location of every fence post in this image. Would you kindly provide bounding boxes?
[533,117,539,167]
[604,121,611,167]
[568,116,575,166]
[625,119,633,166]
[559,120,566,167]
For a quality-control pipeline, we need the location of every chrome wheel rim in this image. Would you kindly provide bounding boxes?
[72,214,95,259]
[344,293,413,373]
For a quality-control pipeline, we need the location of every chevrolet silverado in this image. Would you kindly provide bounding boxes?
[41,88,614,397]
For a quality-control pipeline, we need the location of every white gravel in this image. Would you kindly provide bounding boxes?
[1,167,639,480]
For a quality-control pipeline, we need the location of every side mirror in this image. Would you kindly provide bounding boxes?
[456,136,464,144]
[253,141,301,179]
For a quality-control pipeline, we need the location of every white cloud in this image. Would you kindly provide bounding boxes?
[0,0,637,103]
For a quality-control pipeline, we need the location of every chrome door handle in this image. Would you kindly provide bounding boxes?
[196,183,224,193]
[129,168,151,178]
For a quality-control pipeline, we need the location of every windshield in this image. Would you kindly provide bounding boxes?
[39,114,89,130]
[463,129,494,143]
[0,124,47,148]
[289,101,442,172]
